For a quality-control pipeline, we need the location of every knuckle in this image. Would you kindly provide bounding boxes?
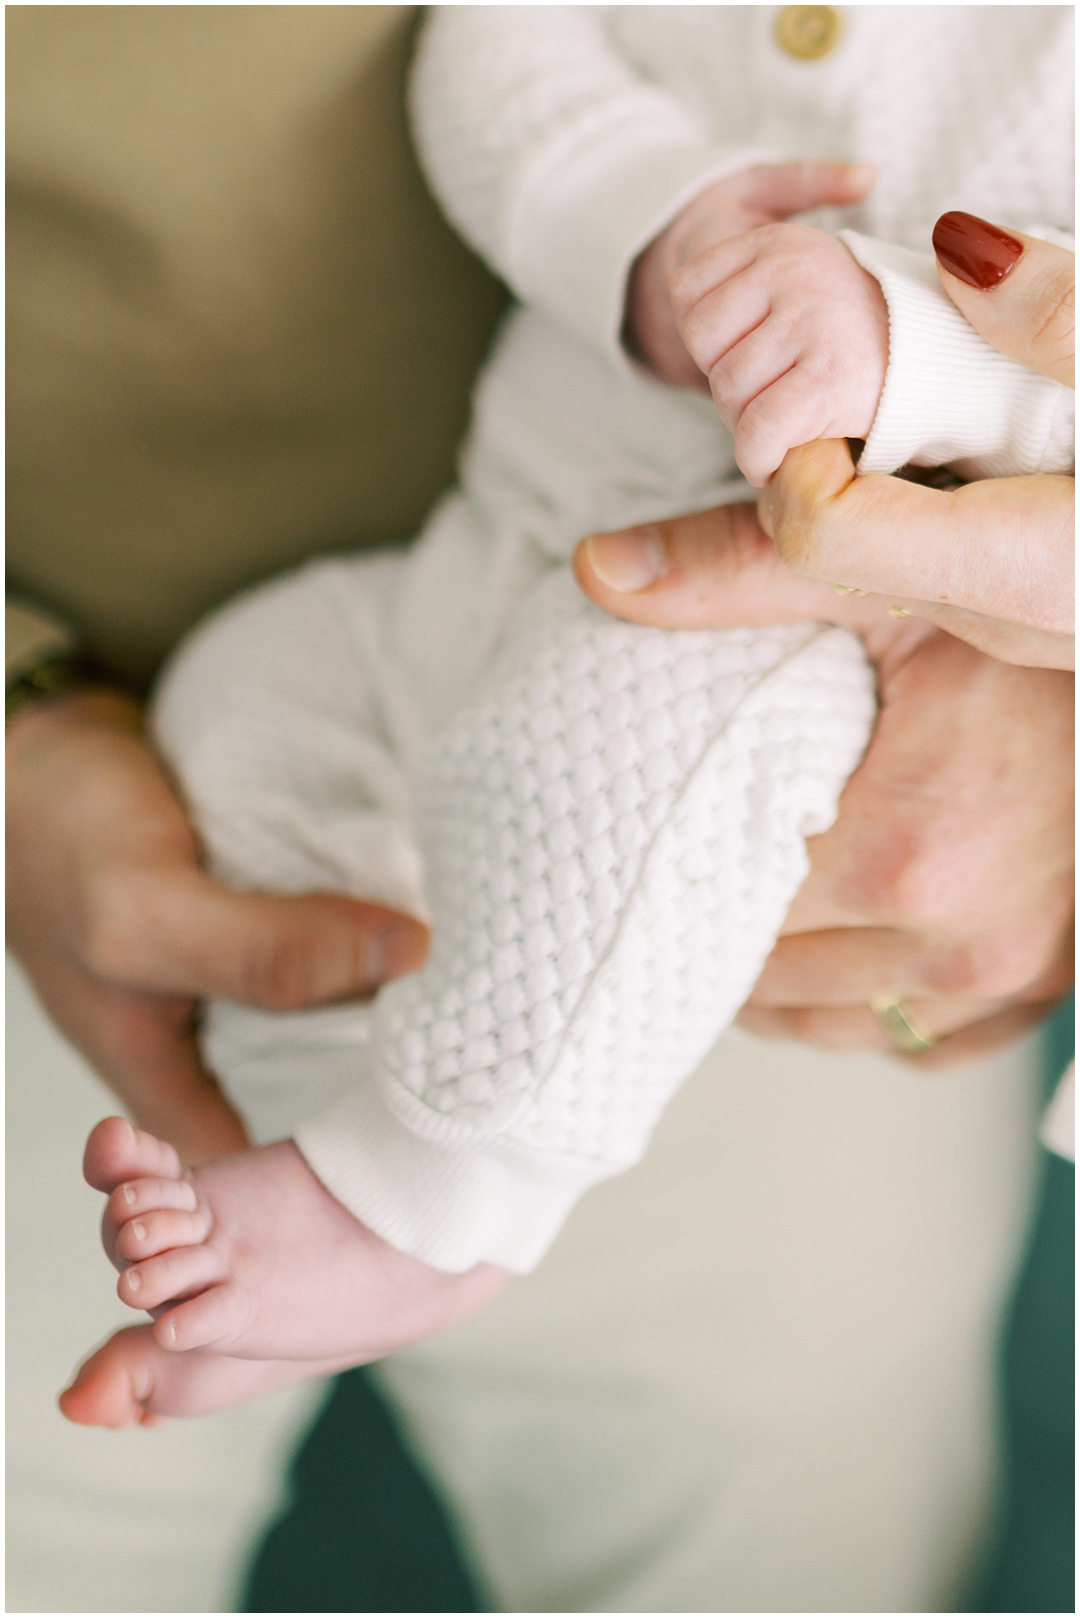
[924,941,1031,999]
[1030,266,1075,368]
[240,925,323,1011]
[857,826,968,928]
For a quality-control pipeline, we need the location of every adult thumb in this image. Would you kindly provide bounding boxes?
[933,214,1074,386]
[746,159,877,221]
[122,871,430,1008]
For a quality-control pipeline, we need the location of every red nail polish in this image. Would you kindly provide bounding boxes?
[932,211,1024,288]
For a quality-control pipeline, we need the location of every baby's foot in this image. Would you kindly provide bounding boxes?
[60,1118,508,1428]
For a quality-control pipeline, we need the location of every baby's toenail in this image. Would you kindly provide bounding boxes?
[123,1185,137,1205]
[132,1221,146,1241]
[126,1269,142,1291]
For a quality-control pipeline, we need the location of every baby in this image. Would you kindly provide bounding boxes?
[61,6,1072,1429]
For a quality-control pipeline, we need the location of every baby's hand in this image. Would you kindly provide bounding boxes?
[672,223,889,487]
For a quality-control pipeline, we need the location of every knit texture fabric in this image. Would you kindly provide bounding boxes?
[296,578,874,1271]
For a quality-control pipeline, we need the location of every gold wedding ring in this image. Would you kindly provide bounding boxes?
[870,996,940,1054]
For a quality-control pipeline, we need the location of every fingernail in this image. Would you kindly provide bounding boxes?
[122,1184,137,1205]
[125,1269,141,1291]
[370,919,427,986]
[132,1221,146,1241]
[932,212,1023,289]
[846,162,876,191]
[583,528,667,592]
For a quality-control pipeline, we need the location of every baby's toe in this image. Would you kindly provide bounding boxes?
[105,1175,199,1233]
[116,1205,212,1263]
[119,1241,226,1314]
[153,1280,249,1352]
[58,1326,157,1429]
[84,1118,184,1194]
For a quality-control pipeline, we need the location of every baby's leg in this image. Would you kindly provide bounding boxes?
[297,572,878,1271]
[65,501,874,1422]
[60,1118,507,1427]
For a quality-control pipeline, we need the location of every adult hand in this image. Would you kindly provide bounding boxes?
[6,691,429,1163]
[759,440,1073,668]
[573,504,1073,1063]
[628,160,876,390]
[758,220,1075,668]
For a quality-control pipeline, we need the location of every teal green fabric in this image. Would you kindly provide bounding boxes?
[240,1006,1075,1613]
[965,997,1075,1615]
[237,1368,486,1612]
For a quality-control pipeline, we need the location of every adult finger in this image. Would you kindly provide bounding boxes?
[573,500,881,631]
[748,921,1073,1012]
[759,440,1074,635]
[932,214,1074,386]
[86,866,430,1009]
[736,995,1055,1068]
[24,948,250,1164]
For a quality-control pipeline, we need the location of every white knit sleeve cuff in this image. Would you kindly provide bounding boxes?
[293,1077,603,1274]
[841,230,1075,478]
[510,132,779,366]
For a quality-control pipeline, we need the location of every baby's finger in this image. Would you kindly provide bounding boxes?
[706,319,801,431]
[118,1242,226,1313]
[678,271,772,379]
[670,231,765,318]
[115,1206,213,1263]
[733,367,843,487]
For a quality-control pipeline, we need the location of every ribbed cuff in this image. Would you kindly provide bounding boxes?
[510,122,778,366]
[842,231,1074,478]
[294,1072,613,1274]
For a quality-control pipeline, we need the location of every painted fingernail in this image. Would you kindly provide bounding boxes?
[583,528,667,592]
[132,1221,146,1241]
[932,212,1023,289]
[125,1268,141,1291]
[887,603,913,618]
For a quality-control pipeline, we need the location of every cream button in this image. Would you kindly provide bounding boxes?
[774,6,844,62]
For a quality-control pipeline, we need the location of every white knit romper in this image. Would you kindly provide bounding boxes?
[153,4,1072,1272]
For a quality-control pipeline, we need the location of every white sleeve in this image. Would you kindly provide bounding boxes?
[841,229,1075,479]
[295,574,875,1273]
[410,5,775,363]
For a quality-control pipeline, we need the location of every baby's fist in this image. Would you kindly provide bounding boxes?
[672,224,889,486]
